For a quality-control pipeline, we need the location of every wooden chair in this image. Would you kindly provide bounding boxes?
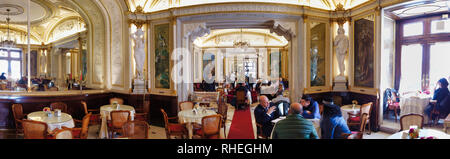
[79,101,101,125]
[347,102,372,135]
[52,127,73,139]
[72,113,91,139]
[50,102,68,113]
[342,113,368,139]
[399,113,424,131]
[110,97,124,105]
[12,104,27,134]
[256,123,267,139]
[387,89,401,122]
[22,120,49,139]
[179,101,194,111]
[134,100,150,122]
[193,114,223,139]
[108,110,131,138]
[122,120,150,139]
[342,132,363,139]
[236,90,247,110]
[217,96,228,138]
[161,108,187,139]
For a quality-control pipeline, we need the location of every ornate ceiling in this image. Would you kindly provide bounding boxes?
[0,0,85,45]
[126,0,372,12]
[387,0,450,19]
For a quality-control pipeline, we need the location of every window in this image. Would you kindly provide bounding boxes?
[403,22,423,37]
[431,19,450,34]
[397,15,450,92]
[429,42,450,88]
[399,44,422,93]
[0,48,22,80]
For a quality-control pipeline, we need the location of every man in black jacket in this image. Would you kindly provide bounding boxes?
[254,95,279,137]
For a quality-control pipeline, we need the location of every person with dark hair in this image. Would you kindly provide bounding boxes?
[301,95,321,119]
[271,102,319,139]
[320,96,351,139]
[424,78,450,124]
[0,72,6,80]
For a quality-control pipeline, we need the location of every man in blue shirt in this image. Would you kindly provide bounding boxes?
[301,95,321,119]
[320,97,351,139]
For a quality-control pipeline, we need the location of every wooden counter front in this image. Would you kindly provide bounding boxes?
[0,90,113,129]
[0,90,178,129]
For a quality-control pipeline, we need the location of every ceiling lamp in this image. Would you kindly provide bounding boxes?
[233,28,250,50]
[0,9,16,49]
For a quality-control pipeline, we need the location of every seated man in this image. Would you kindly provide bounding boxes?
[0,72,6,80]
[254,95,279,137]
[320,97,351,139]
[271,103,319,139]
[300,95,321,119]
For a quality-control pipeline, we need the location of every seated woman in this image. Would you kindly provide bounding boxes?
[0,72,6,80]
[320,97,351,139]
[425,78,450,124]
[300,95,321,119]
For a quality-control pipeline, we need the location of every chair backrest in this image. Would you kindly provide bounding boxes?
[359,113,369,132]
[122,120,149,139]
[179,101,194,111]
[217,96,228,120]
[343,132,363,139]
[110,110,130,129]
[49,87,58,91]
[201,114,222,138]
[54,128,73,139]
[236,90,246,102]
[22,120,48,139]
[160,108,171,133]
[81,101,88,115]
[400,113,424,131]
[360,102,372,117]
[50,102,68,113]
[80,113,91,139]
[143,100,150,114]
[12,104,25,120]
[110,97,124,105]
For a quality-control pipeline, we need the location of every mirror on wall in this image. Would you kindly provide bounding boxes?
[309,22,326,87]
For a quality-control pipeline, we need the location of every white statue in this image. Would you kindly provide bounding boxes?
[334,25,349,77]
[40,52,47,73]
[131,28,145,80]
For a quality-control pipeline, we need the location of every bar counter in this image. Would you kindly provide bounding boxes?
[0,90,178,129]
[0,90,113,129]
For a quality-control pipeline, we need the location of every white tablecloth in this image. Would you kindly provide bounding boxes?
[27,111,75,133]
[178,109,217,139]
[99,105,135,139]
[399,95,431,123]
[341,105,361,121]
[386,129,450,139]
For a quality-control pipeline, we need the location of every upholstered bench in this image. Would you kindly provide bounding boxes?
[444,114,450,133]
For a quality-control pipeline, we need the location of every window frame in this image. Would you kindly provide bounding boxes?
[0,48,22,80]
[395,14,450,91]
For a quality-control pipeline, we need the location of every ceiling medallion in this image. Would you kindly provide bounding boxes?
[0,4,24,15]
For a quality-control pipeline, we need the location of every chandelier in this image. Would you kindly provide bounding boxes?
[0,9,16,49]
[233,28,250,49]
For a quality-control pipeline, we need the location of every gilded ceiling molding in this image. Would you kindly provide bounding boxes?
[129,19,147,29]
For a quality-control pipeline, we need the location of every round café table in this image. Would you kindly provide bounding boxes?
[399,94,431,123]
[27,111,75,133]
[99,104,135,139]
[178,109,217,139]
[386,129,450,139]
[341,105,361,121]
